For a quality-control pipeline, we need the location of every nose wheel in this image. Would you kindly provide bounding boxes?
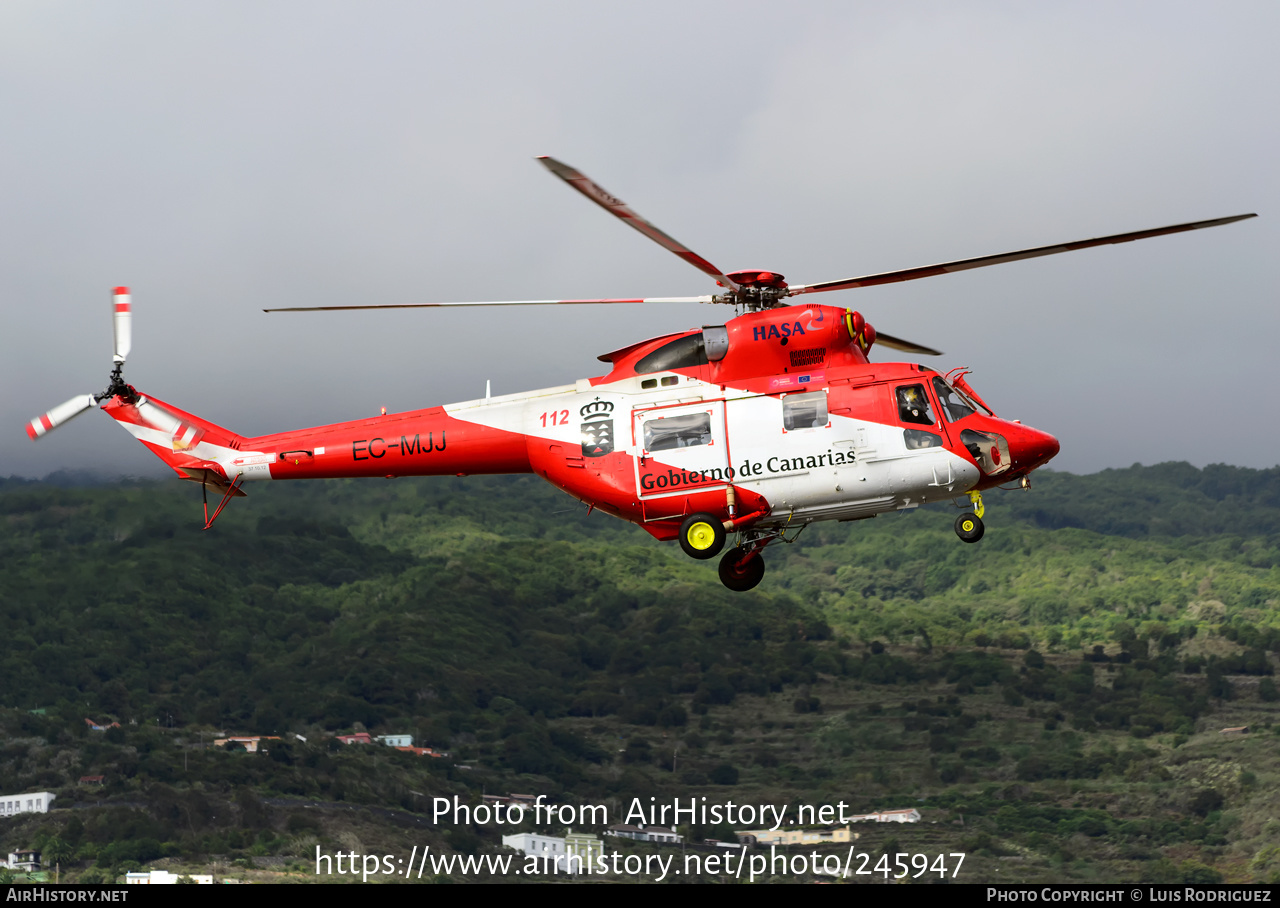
[954,512,985,543]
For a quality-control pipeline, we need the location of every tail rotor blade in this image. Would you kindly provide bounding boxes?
[112,286,131,363]
[26,394,97,440]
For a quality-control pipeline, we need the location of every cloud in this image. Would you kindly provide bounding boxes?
[5,2,1277,478]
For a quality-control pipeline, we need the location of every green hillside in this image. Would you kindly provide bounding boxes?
[0,463,1277,884]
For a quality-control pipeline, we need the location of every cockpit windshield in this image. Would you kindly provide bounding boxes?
[932,376,978,422]
[635,334,709,374]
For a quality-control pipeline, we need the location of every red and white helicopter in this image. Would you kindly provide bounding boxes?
[28,158,1255,590]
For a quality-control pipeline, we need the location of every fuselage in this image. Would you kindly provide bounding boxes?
[102,304,1059,540]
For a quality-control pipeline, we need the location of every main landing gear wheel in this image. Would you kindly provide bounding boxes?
[679,513,726,560]
[719,546,766,592]
[955,512,985,543]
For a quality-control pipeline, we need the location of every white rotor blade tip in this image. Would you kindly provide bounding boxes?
[26,394,97,440]
[113,286,132,363]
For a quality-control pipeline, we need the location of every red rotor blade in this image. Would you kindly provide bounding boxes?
[873,332,943,357]
[788,213,1257,296]
[537,156,740,292]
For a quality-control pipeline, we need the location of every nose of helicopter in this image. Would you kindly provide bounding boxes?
[1009,424,1060,471]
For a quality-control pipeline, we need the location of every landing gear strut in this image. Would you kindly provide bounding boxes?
[711,520,805,591]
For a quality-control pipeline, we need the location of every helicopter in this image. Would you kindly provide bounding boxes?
[27,157,1255,591]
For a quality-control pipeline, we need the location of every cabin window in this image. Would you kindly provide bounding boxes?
[782,391,828,430]
[932,377,976,422]
[661,376,679,387]
[904,428,943,450]
[641,378,657,390]
[635,334,709,374]
[643,412,712,452]
[895,384,935,425]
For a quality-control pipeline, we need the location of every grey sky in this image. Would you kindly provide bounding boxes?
[4,2,1276,479]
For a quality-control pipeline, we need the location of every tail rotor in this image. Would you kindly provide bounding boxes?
[26,286,139,441]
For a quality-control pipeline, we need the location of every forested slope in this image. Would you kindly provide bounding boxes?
[0,462,1277,884]
[3,462,1276,726]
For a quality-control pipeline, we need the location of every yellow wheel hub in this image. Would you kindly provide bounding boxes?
[961,519,975,533]
[687,521,717,550]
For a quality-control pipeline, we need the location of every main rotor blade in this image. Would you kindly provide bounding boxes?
[873,332,943,357]
[27,394,97,440]
[264,296,716,312]
[537,156,740,292]
[788,213,1257,296]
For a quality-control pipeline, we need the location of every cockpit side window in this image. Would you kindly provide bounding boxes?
[932,377,975,423]
[635,334,709,374]
[895,384,935,426]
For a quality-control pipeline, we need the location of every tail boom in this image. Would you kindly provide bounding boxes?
[101,392,533,486]
[243,405,532,480]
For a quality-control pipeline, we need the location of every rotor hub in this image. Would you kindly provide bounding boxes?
[725,269,787,289]
[717,270,790,311]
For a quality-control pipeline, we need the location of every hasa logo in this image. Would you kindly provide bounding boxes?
[752,321,807,341]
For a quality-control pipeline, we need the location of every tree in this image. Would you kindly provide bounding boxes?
[709,763,739,785]
[1190,789,1223,817]
[1259,678,1278,702]
[43,837,73,870]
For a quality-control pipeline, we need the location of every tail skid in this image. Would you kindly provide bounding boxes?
[200,473,246,529]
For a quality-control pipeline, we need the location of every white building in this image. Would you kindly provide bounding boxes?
[124,870,214,884]
[5,851,41,872]
[0,792,55,817]
[502,832,568,867]
[605,824,683,844]
[848,808,921,824]
[376,734,413,747]
[503,832,598,873]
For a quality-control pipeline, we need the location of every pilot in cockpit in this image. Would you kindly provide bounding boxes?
[897,385,932,424]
